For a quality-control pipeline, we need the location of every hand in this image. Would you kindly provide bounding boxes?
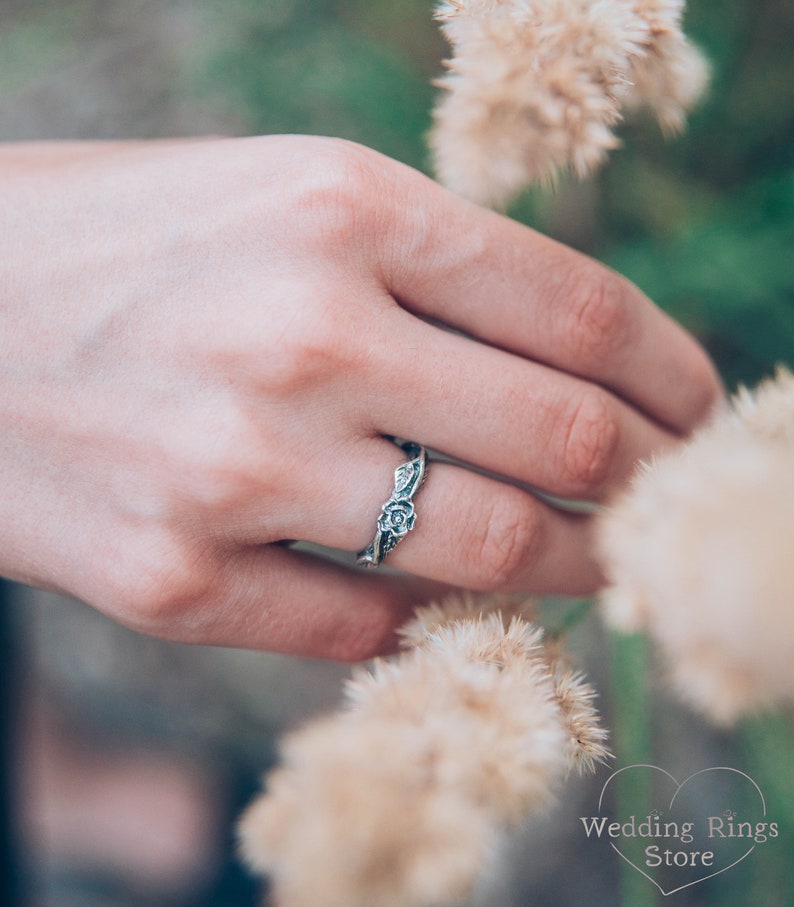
[0,136,721,659]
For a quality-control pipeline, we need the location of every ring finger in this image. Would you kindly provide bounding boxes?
[275,435,601,594]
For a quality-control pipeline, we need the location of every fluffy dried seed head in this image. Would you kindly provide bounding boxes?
[397,591,536,648]
[238,715,498,907]
[430,0,708,207]
[597,370,794,724]
[239,594,607,906]
[549,661,612,773]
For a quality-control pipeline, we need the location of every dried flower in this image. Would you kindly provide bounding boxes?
[238,594,608,907]
[549,659,612,773]
[430,0,708,207]
[623,0,710,134]
[597,369,794,725]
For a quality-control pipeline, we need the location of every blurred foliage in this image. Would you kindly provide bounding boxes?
[601,0,794,389]
[198,0,442,170]
[0,2,84,95]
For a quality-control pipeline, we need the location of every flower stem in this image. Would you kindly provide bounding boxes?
[609,631,657,907]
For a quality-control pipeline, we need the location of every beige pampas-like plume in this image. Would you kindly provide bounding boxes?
[238,594,609,907]
[430,0,709,207]
[597,369,794,725]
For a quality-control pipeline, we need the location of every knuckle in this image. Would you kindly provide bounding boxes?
[256,328,326,398]
[251,290,371,400]
[278,310,352,389]
[559,267,634,369]
[289,139,382,253]
[560,390,621,494]
[106,538,214,635]
[468,491,542,590]
[164,407,266,513]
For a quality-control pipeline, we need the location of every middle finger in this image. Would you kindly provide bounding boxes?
[367,303,678,502]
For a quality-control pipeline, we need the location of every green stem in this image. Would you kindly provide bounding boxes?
[539,596,595,642]
[609,631,657,907]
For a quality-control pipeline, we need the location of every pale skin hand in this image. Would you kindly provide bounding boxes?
[0,135,722,660]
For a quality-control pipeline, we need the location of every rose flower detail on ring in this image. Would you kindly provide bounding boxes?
[378,499,416,537]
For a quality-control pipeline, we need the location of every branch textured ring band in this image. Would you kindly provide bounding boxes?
[357,442,428,569]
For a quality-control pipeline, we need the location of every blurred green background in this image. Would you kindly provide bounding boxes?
[1,1,792,906]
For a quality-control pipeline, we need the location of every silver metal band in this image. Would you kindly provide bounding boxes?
[357,442,428,569]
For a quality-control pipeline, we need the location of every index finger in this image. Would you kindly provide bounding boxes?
[372,158,722,435]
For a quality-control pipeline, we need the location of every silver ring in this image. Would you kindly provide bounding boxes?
[357,442,428,568]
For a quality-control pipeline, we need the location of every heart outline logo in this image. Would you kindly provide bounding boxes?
[597,765,767,897]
